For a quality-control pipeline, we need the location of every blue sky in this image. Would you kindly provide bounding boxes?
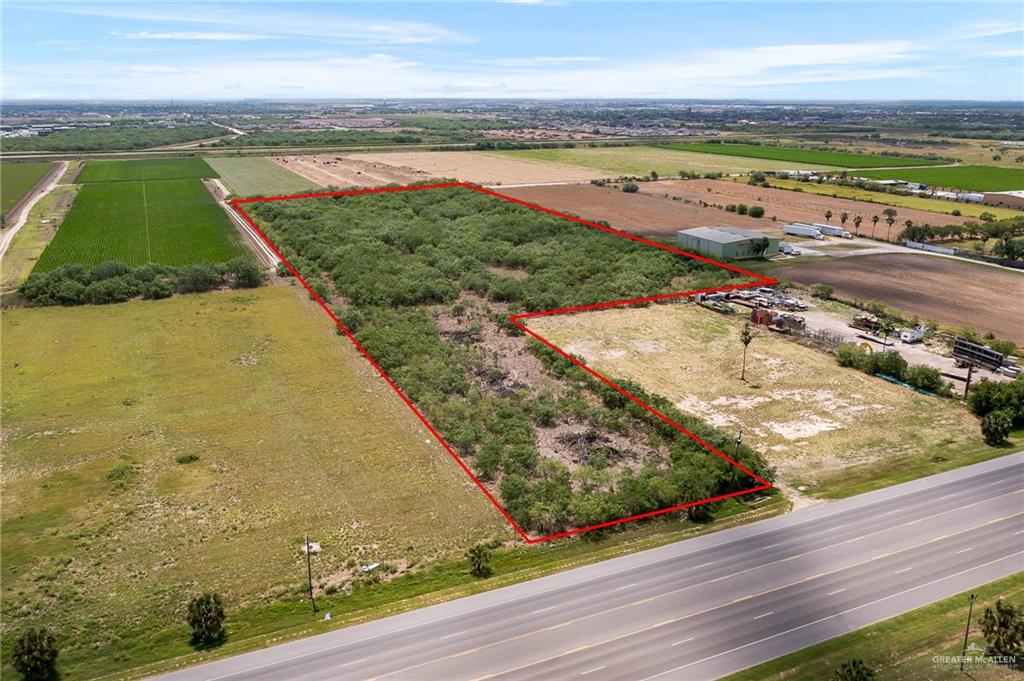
[2,2,1022,101]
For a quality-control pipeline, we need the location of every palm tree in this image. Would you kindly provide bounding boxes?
[466,543,492,577]
[740,323,754,381]
[853,215,863,234]
[871,215,880,238]
[840,212,849,230]
[824,209,833,224]
[883,208,898,241]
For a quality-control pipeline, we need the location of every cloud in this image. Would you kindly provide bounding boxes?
[114,31,278,41]
[986,48,1024,58]
[125,65,192,75]
[960,21,1024,39]
[490,56,602,67]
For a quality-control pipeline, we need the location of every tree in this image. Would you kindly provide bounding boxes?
[649,170,659,181]
[187,592,226,645]
[840,212,849,229]
[466,543,492,578]
[980,598,1024,655]
[621,182,639,193]
[871,214,880,238]
[981,409,1013,444]
[824,209,833,224]
[753,236,770,258]
[904,219,914,236]
[740,323,754,381]
[11,627,59,681]
[833,659,875,681]
[883,208,898,241]
[853,215,863,234]
[748,205,765,218]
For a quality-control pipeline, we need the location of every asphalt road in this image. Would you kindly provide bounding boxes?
[156,453,1023,681]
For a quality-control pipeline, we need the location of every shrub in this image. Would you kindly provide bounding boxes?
[176,453,200,464]
[834,343,866,368]
[621,182,639,193]
[11,627,59,681]
[833,659,875,681]
[904,365,945,393]
[811,284,834,299]
[227,258,265,288]
[748,205,765,218]
[736,203,749,215]
[175,264,222,293]
[187,592,226,645]
[466,543,492,577]
[724,204,737,213]
[981,410,1013,444]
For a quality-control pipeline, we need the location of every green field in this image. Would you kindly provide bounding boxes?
[75,157,218,183]
[856,165,1024,192]
[0,125,225,152]
[660,143,942,168]
[206,156,322,197]
[491,146,828,177]
[0,286,503,678]
[726,574,1023,681]
[1,161,53,215]
[33,179,247,271]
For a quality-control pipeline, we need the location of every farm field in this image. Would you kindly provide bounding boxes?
[1,161,53,215]
[528,303,1006,498]
[760,177,1023,220]
[493,146,829,177]
[777,253,1024,343]
[273,154,430,188]
[206,156,321,197]
[33,178,248,271]
[75,157,218,183]
[346,150,604,184]
[638,179,970,237]
[855,165,1024,192]
[501,182,783,237]
[659,143,942,168]
[0,286,503,677]
[1,183,78,290]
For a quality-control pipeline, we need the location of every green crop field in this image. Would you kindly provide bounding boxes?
[0,286,502,678]
[492,146,827,177]
[658,143,942,168]
[1,161,53,215]
[206,156,322,197]
[855,165,1024,192]
[75,157,218,183]
[33,179,247,271]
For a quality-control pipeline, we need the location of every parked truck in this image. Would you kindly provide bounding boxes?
[783,224,824,240]
[814,223,854,239]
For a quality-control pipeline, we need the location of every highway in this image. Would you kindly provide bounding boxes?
[156,453,1023,681]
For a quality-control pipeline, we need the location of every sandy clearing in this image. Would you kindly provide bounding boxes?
[270,155,429,188]
[349,151,605,185]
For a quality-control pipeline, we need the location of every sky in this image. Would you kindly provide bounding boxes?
[2,1,1022,101]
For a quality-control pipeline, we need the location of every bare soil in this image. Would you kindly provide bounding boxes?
[777,254,1024,343]
[640,179,968,239]
[350,152,605,185]
[271,154,429,188]
[500,183,782,236]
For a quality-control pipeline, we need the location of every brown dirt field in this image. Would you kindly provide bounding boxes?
[777,254,1024,343]
[350,151,605,185]
[271,154,429,188]
[500,183,782,236]
[640,179,968,238]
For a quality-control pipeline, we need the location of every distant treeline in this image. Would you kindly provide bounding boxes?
[1,125,224,152]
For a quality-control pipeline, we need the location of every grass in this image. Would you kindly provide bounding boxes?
[205,157,322,197]
[1,161,53,215]
[1,182,79,290]
[855,165,1024,192]
[725,574,1024,681]
[32,178,248,271]
[75,157,218,184]
[0,286,507,678]
[529,302,1016,499]
[754,177,1023,220]
[659,143,942,169]
[490,146,828,177]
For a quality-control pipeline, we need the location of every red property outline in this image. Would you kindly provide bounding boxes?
[231,182,777,543]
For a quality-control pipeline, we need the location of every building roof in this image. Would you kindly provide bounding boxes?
[677,226,772,244]
[985,190,1024,198]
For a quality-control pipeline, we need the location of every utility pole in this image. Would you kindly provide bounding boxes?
[305,534,317,614]
[734,429,743,459]
[963,362,975,398]
[960,593,977,673]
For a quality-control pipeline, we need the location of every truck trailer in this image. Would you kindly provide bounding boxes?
[813,223,854,239]
[783,224,824,240]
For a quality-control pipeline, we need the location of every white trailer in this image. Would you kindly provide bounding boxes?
[783,224,824,240]
[814,223,854,239]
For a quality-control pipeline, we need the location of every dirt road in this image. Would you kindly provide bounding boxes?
[204,178,279,268]
[0,160,68,260]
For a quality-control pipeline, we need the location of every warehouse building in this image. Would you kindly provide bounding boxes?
[676,226,781,260]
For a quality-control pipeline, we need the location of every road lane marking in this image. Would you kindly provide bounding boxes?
[639,550,1024,681]
[762,543,782,550]
[671,637,695,646]
[938,493,958,499]
[454,514,1023,681]
[336,658,367,669]
[533,606,556,614]
[615,583,638,591]
[883,508,903,516]
[581,666,606,675]
[691,562,712,569]
[439,631,465,640]
[1014,530,1024,536]
[894,567,913,574]
[956,547,973,554]
[827,588,846,596]
[752,612,774,620]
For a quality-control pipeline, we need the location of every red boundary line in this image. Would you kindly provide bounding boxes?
[231,182,778,543]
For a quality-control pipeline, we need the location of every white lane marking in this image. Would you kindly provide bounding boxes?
[439,631,465,640]
[336,658,367,669]
[581,666,606,676]
[638,550,1024,681]
[532,606,556,614]
[956,547,973,554]
[894,567,913,574]
[671,637,695,647]
[938,492,958,499]
[762,542,782,550]
[827,588,846,596]
[752,611,774,620]
[1014,530,1024,536]
[990,480,1004,485]
[883,508,903,516]
[615,583,638,591]
[829,524,846,532]
[691,562,712,569]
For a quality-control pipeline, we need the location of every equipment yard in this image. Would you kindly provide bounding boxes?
[777,254,1024,344]
[528,302,1006,499]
